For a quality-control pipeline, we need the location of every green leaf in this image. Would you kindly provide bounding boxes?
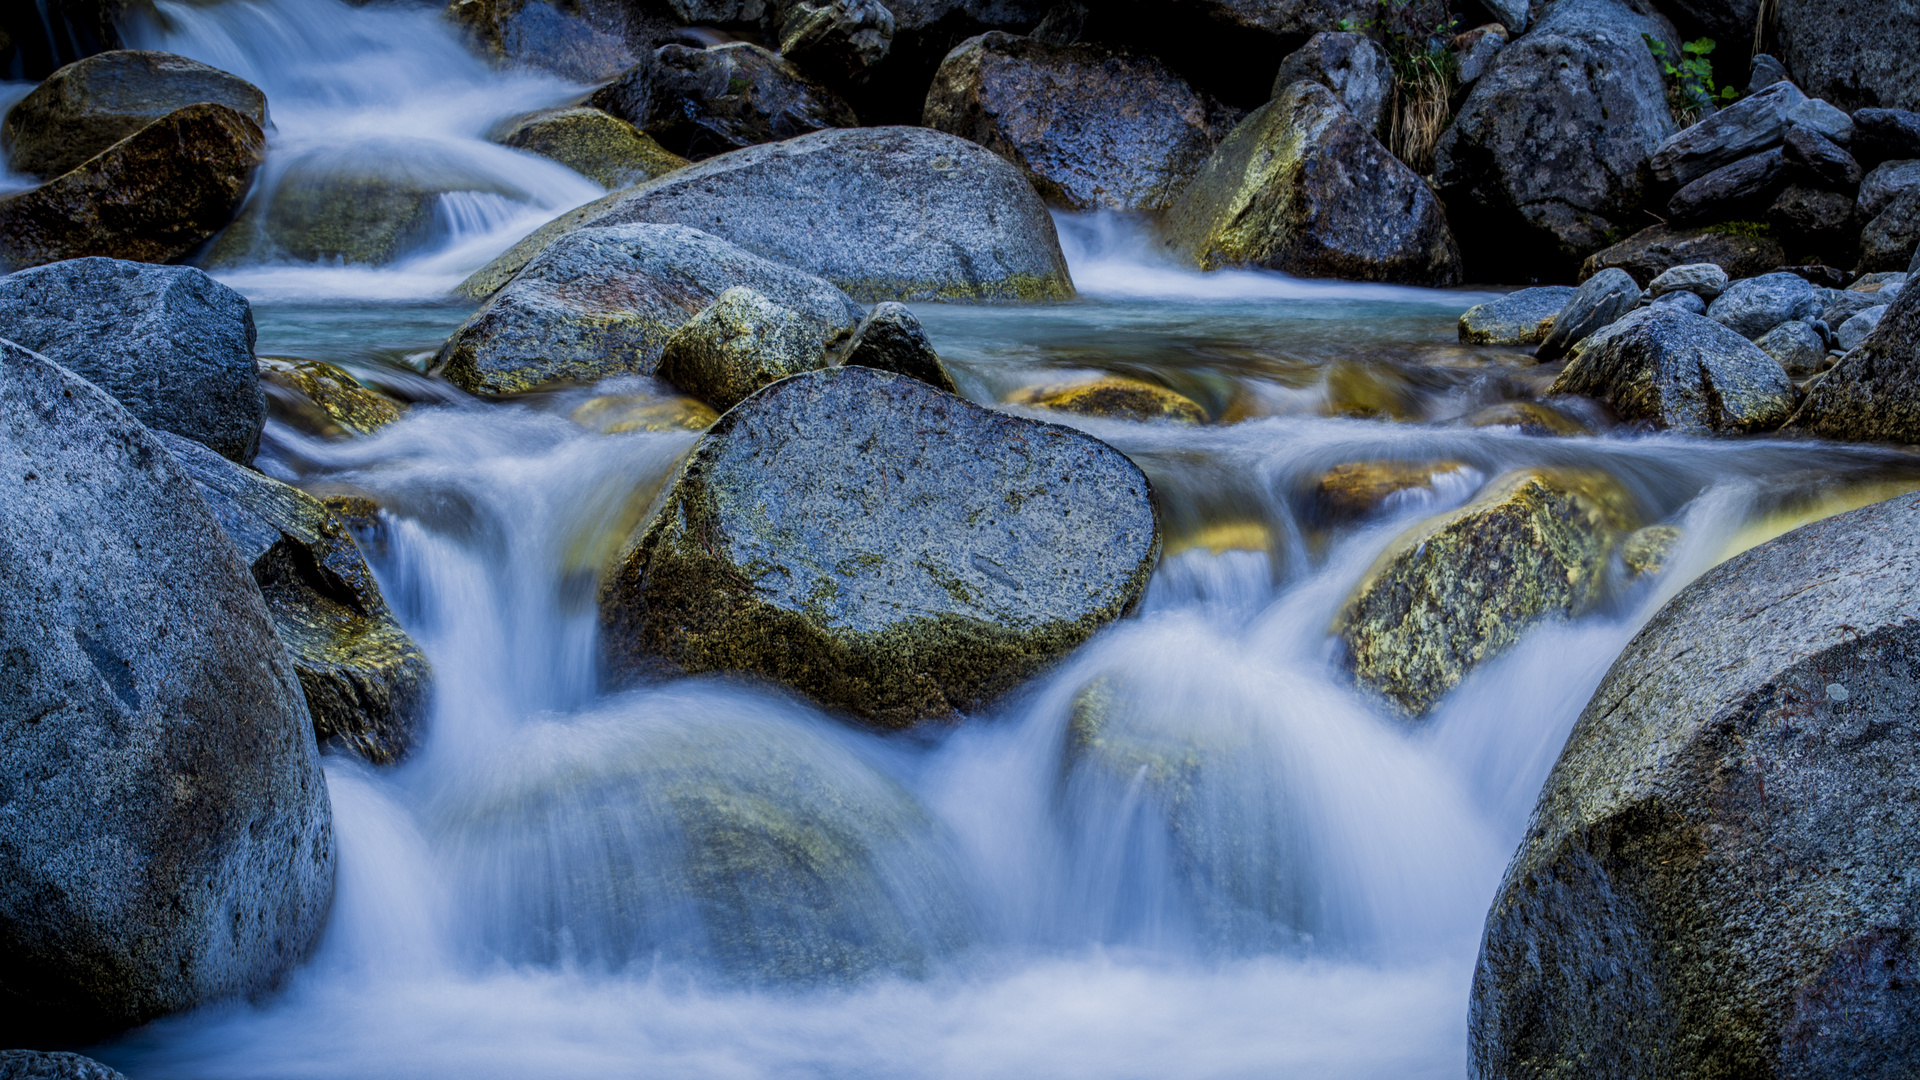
[1684,37,1717,55]
[1722,86,1740,99]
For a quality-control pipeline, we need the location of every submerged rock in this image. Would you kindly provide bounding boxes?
[1272,31,1390,135]
[156,432,432,766]
[0,257,264,462]
[600,365,1159,728]
[457,126,1073,304]
[1310,460,1471,523]
[1790,282,1920,443]
[1163,80,1461,285]
[258,357,404,439]
[571,393,718,434]
[0,102,264,271]
[1548,306,1797,434]
[0,50,268,181]
[591,42,857,161]
[1458,287,1576,347]
[1336,468,1635,717]
[0,339,332,1045]
[436,223,862,396]
[839,302,958,393]
[0,1050,126,1080]
[659,287,828,411]
[1537,268,1639,362]
[1012,375,1206,424]
[1580,223,1787,286]
[922,31,1229,213]
[490,106,687,190]
[1471,489,1920,1080]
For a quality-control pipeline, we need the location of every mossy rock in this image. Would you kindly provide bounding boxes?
[1011,375,1206,424]
[490,106,687,190]
[1461,401,1595,437]
[1621,523,1683,577]
[1335,468,1638,716]
[1310,460,1470,523]
[258,356,404,439]
[658,287,829,411]
[571,392,718,433]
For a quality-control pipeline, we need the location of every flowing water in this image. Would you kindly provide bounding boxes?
[10,2,1920,1076]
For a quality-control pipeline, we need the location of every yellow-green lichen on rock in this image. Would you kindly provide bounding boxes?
[490,106,688,190]
[258,356,404,438]
[571,392,718,434]
[1335,468,1639,717]
[1011,375,1207,424]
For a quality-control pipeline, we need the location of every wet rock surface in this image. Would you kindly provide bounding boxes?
[1012,375,1206,424]
[1580,223,1787,286]
[0,339,333,1045]
[1164,80,1460,285]
[458,126,1073,303]
[922,31,1229,212]
[0,257,265,462]
[658,287,829,411]
[437,223,861,396]
[1647,262,1728,300]
[1790,279,1920,443]
[839,302,957,393]
[444,0,633,83]
[0,1050,126,1080]
[1536,268,1638,362]
[600,365,1159,728]
[1271,31,1389,134]
[1707,270,1821,339]
[258,357,404,439]
[1548,306,1797,434]
[490,106,687,190]
[1471,488,1920,1080]
[1755,318,1829,377]
[590,42,857,161]
[1857,187,1920,273]
[1458,287,1576,346]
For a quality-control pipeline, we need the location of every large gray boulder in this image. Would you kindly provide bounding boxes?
[1271,31,1391,134]
[1706,270,1821,339]
[1458,286,1578,346]
[599,365,1159,729]
[0,258,265,462]
[0,339,333,1045]
[1471,488,1920,1080]
[1789,275,1920,442]
[1433,0,1678,278]
[437,223,862,396]
[1774,0,1920,111]
[1547,306,1797,433]
[156,431,432,766]
[1648,80,1805,188]
[921,31,1230,212]
[1536,267,1639,362]
[589,42,857,161]
[1163,79,1461,285]
[457,126,1073,303]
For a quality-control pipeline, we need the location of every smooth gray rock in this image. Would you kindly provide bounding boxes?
[1666,148,1786,223]
[1782,125,1860,187]
[1755,318,1829,376]
[1706,271,1821,339]
[1271,31,1390,135]
[778,0,895,84]
[0,1050,125,1080]
[1859,187,1920,273]
[457,126,1074,304]
[1823,287,1885,326]
[1647,261,1729,300]
[0,338,333,1044]
[1453,24,1507,87]
[0,257,264,462]
[599,365,1159,729]
[1457,286,1578,346]
[1775,0,1920,111]
[841,301,958,393]
[1836,304,1890,351]
[1789,95,1855,145]
[437,223,862,396]
[1650,80,1805,187]
[658,286,827,411]
[589,42,857,162]
[1471,488,1920,1079]
[1537,267,1640,361]
[1648,289,1708,314]
[1480,0,1529,33]
[1858,159,1920,220]
[1852,108,1920,164]
[1790,269,1920,442]
[1749,52,1790,91]
[1548,306,1796,433]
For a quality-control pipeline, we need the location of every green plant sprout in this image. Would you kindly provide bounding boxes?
[1645,35,1739,124]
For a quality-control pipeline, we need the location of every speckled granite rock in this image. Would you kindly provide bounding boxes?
[1458,287,1576,346]
[839,302,958,393]
[658,287,828,411]
[1549,306,1796,434]
[489,106,686,190]
[0,1050,126,1079]
[1790,275,1920,443]
[1537,268,1639,362]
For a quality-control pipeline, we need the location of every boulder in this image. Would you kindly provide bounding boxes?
[1536,268,1639,362]
[1782,125,1861,188]
[1647,262,1729,300]
[155,431,432,766]
[1852,108,1920,166]
[1580,222,1788,286]
[1011,375,1206,424]
[456,126,1074,303]
[1547,306,1797,433]
[490,106,687,190]
[1836,304,1889,351]
[599,365,1159,728]
[1162,80,1461,285]
[0,257,264,462]
[1335,468,1635,717]
[1311,460,1472,523]
[658,286,827,410]
[1648,80,1805,188]
[1858,159,1920,220]
[1470,488,1920,1080]
[1452,24,1507,88]
[1791,248,1920,442]
[1755,318,1829,376]
[0,1051,124,1079]
[444,0,633,83]
[921,31,1229,212]
[589,42,857,161]
[0,338,332,1044]
[1767,185,1859,265]
[1649,289,1708,315]
[1822,287,1884,327]
[1271,31,1390,134]
[437,223,862,396]
[1651,0,1759,48]
[777,0,895,84]
[839,301,958,393]
[1706,270,1821,338]
[258,357,403,439]
[0,102,264,271]
[1432,0,1677,277]
[0,50,267,181]
[1458,286,1578,346]
[1667,148,1787,223]
[1774,0,1920,111]
[1858,187,1920,273]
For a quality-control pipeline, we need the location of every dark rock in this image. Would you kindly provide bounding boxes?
[0,50,267,181]
[1163,80,1461,285]
[0,1,154,82]
[1271,31,1390,134]
[922,31,1230,212]
[1433,0,1679,278]
[1857,159,1920,220]
[1581,223,1788,286]
[1452,24,1507,88]
[1821,287,1884,327]
[457,126,1074,303]
[0,1050,125,1079]
[1667,147,1787,223]
[599,365,1159,728]
[0,102,264,271]
[0,338,332,1045]
[1647,262,1729,300]
[0,257,264,462]
[1775,0,1920,111]
[590,42,857,161]
[1479,0,1529,32]
[658,286,827,410]
[1537,268,1639,362]
[1790,96,1855,146]
[444,0,633,83]
[257,357,404,440]
[1548,306,1796,432]
[838,0,1049,126]
[1768,184,1859,265]
[777,0,894,84]
[1755,318,1829,376]
[1851,108,1920,165]
[1458,286,1578,346]
[840,301,958,393]
[1780,264,1851,288]
[1653,0,1759,49]
[1858,187,1920,273]
[1470,488,1920,1080]
[1748,51,1790,91]
[1649,80,1804,188]
[438,223,861,396]
[490,106,687,190]
[1791,257,1920,442]
[1706,270,1821,338]
[155,431,432,766]
[1782,125,1862,188]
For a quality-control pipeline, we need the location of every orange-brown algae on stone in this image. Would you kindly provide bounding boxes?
[1010,375,1206,424]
